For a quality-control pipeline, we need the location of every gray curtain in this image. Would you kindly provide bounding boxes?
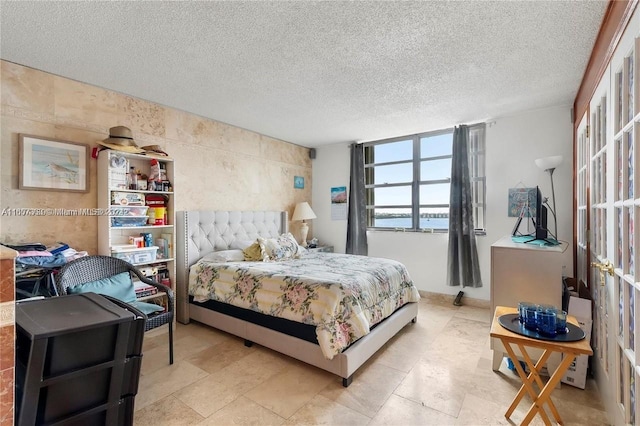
[447,125,482,287]
[346,143,368,255]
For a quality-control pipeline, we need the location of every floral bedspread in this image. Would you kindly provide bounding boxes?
[189,252,420,359]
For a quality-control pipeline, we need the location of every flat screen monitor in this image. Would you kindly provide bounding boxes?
[533,186,548,240]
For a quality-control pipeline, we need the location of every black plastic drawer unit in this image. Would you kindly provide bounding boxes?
[15,293,145,426]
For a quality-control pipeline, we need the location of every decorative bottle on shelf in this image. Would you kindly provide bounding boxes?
[129,167,138,190]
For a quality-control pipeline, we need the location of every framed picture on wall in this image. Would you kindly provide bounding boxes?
[294,175,304,189]
[19,134,89,193]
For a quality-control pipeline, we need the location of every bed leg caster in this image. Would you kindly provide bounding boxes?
[411,317,417,324]
[244,339,254,347]
[342,375,353,387]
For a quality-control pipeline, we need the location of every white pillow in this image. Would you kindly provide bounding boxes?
[201,249,245,263]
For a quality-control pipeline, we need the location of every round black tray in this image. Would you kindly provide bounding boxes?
[498,313,586,342]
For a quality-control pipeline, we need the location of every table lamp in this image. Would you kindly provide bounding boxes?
[292,202,317,247]
[535,155,563,240]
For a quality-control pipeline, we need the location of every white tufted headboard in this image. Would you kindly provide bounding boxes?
[175,210,288,323]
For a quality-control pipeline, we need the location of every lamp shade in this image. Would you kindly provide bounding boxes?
[535,155,563,171]
[292,202,317,221]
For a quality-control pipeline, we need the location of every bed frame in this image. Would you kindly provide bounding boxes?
[176,210,418,386]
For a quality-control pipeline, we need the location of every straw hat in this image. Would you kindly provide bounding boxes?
[141,144,169,156]
[97,126,145,154]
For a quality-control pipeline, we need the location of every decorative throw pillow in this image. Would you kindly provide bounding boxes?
[67,271,137,303]
[67,271,164,317]
[202,249,245,263]
[258,233,303,261]
[243,241,267,261]
[130,301,165,315]
[230,239,255,250]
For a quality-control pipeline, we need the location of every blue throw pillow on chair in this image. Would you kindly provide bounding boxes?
[67,271,164,315]
[130,301,164,315]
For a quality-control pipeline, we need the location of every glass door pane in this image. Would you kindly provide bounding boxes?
[576,117,589,289]
[608,40,640,424]
[592,93,609,371]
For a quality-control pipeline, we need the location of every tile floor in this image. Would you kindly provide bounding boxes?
[134,298,609,425]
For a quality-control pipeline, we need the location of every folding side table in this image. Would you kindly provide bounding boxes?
[490,306,592,425]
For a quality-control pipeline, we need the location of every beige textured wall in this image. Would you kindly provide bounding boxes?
[0,61,312,253]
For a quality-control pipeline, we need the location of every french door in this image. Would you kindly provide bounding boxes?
[586,28,639,425]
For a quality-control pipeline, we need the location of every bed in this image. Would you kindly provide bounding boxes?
[176,210,420,386]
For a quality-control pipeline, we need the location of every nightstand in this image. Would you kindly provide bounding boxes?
[307,246,334,253]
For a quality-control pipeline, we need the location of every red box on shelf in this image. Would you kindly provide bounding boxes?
[145,195,167,226]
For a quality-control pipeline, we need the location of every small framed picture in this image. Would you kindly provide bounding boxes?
[294,176,304,189]
[19,134,89,192]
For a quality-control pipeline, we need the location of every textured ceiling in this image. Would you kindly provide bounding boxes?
[0,1,607,147]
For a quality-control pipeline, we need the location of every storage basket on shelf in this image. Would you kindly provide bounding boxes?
[110,205,150,227]
[111,246,159,265]
[111,216,150,227]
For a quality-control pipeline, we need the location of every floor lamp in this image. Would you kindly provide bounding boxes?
[535,155,563,240]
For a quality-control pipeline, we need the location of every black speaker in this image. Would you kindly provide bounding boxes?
[309,148,316,159]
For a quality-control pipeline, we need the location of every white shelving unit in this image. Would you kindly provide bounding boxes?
[97,150,176,304]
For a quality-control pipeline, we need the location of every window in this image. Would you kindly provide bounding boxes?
[364,124,486,232]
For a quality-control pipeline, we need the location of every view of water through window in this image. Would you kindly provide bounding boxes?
[373,217,449,229]
[367,132,453,229]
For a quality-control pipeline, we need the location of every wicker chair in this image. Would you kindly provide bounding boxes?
[55,255,174,364]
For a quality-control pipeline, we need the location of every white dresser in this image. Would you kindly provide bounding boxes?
[490,235,568,371]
